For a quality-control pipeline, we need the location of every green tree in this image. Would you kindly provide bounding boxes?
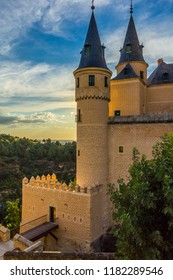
[4,199,21,230]
[108,134,173,260]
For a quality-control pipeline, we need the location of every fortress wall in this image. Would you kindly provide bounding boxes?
[108,122,173,185]
[146,84,173,114]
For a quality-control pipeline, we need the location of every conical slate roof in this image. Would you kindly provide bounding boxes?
[77,10,108,70]
[118,15,145,65]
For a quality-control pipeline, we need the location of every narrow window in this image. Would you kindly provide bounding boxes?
[104,76,108,87]
[78,150,80,156]
[140,71,144,79]
[126,44,132,53]
[76,77,80,88]
[101,45,105,57]
[74,217,76,222]
[89,75,95,86]
[84,44,91,55]
[119,146,124,154]
[115,110,121,116]
[75,109,81,122]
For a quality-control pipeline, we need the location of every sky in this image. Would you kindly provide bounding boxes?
[0,0,173,140]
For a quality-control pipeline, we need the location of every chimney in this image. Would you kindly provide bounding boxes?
[158,58,163,65]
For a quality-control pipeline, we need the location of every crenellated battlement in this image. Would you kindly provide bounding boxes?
[22,174,102,195]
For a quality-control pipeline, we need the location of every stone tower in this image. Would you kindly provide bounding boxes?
[109,2,148,116]
[74,4,112,188]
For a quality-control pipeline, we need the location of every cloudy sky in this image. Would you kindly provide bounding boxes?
[0,0,173,140]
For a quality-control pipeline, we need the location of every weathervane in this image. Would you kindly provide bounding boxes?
[130,0,133,14]
[91,0,95,10]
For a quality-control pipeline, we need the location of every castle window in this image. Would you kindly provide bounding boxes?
[119,146,124,154]
[126,44,132,53]
[115,110,121,116]
[76,77,80,88]
[104,76,108,87]
[80,218,83,224]
[74,217,76,222]
[101,45,105,57]
[75,109,81,122]
[84,44,91,55]
[89,75,95,86]
[124,67,130,75]
[140,71,144,79]
[78,150,80,156]
[162,72,169,81]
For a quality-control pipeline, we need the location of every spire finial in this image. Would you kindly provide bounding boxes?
[91,0,95,11]
[130,0,133,14]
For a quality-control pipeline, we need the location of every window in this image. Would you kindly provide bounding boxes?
[162,72,169,81]
[84,44,91,55]
[76,77,80,88]
[119,146,124,154]
[75,109,81,122]
[101,45,105,57]
[104,76,108,87]
[115,110,121,116]
[140,71,144,79]
[124,67,130,75]
[89,75,95,86]
[78,150,80,156]
[126,44,132,53]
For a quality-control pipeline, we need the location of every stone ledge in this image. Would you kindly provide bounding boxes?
[108,114,173,125]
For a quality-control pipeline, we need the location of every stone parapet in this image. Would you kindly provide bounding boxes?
[22,174,102,195]
[109,114,173,125]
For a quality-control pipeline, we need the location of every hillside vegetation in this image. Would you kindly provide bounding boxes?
[0,134,76,223]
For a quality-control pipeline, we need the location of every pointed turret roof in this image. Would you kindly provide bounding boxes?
[77,7,108,70]
[118,12,145,65]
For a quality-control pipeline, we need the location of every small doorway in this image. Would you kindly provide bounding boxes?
[49,206,56,222]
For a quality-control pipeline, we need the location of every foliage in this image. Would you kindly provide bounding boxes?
[4,199,21,230]
[0,134,76,224]
[108,134,173,260]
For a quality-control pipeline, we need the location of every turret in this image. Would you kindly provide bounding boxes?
[73,4,112,187]
[116,1,148,82]
[109,1,148,117]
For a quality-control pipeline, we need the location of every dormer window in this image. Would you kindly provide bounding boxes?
[162,72,169,82]
[101,45,106,57]
[126,44,132,53]
[124,67,130,75]
[84,44,91,55]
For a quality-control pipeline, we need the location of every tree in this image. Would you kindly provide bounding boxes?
[4,199,21,230]
[108,134,173,260]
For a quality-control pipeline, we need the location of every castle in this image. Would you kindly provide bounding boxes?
[20,2,173,252]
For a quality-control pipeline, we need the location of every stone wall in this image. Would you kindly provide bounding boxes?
[21,175,106,252]
[108,119,173,185]
[0,226,10,242]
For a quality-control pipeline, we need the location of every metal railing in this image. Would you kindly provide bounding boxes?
[20,215,59,234]
[20,215,47,234]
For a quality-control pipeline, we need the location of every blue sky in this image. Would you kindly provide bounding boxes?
[0,0,173,140]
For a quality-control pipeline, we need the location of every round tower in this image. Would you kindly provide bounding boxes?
[74,5,112,187]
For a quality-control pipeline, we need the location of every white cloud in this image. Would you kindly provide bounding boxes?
[0,60,76,113]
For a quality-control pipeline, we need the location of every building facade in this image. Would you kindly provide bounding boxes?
[20,3,173,252]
